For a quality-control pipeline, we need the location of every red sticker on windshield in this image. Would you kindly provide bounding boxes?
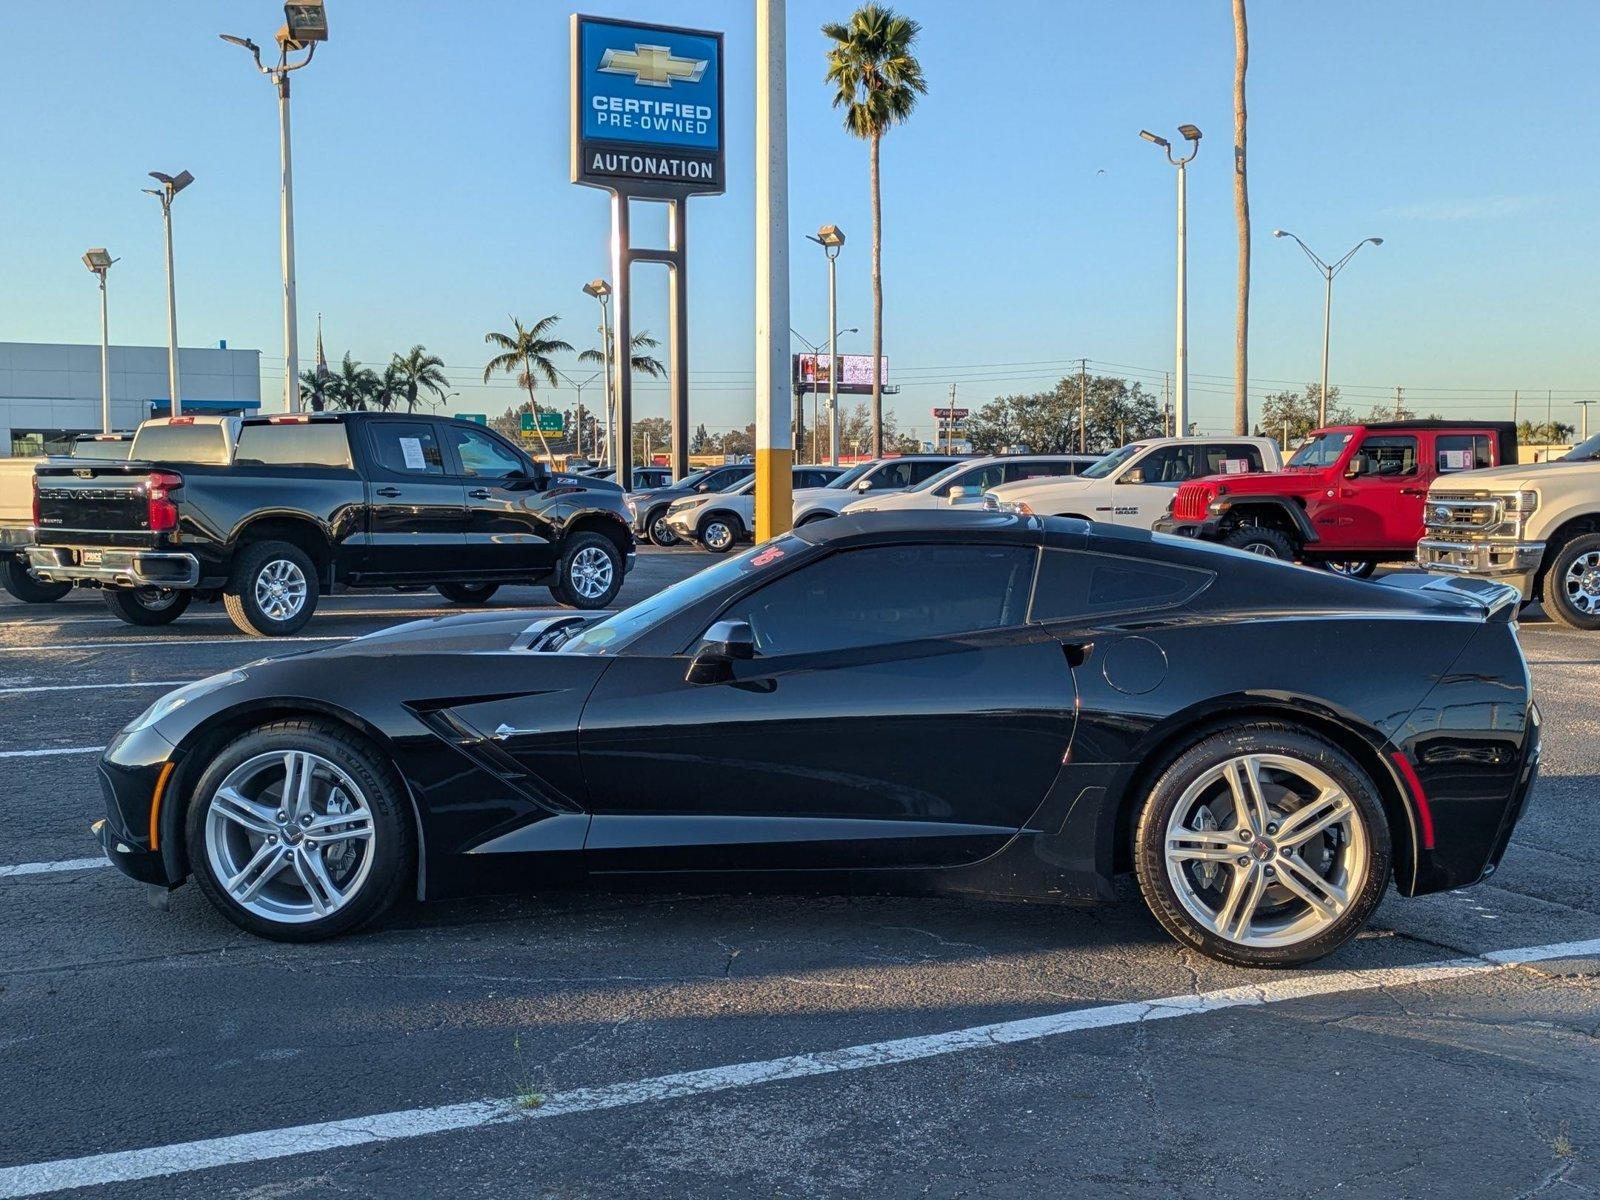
[749,545,786,569]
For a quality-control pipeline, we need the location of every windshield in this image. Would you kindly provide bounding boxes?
[824,461,876,489]
[674,468,711,490]
[1081,443,1143,479]
[559,536,804,656]
[1288,432,1352,468]
[906,461,973,494]
[1562,433,1600,462]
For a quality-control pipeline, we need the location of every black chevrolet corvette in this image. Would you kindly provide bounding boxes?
[94,511,1539,966]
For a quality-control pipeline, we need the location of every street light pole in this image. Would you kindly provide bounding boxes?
[583,280,614,465]
[806,225,847,465]
[143,171,194,417]
[1273,230,1384,426]
[1141,126,1202,439]
[791,325,856,467]
[754,0,792,541]
[82,249,116,433]
[1578,400,1595,442]
[221,4,327,413]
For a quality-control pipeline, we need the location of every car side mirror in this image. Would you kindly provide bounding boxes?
[1121,468,1145,485]
[855,478,872,491]
[686,619,755,684]
[948,485,982,503]
[696,482,711,493]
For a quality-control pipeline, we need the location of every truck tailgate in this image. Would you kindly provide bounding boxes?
[33,463,161,541]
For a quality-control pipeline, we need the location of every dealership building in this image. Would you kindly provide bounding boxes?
[0,341,262,456]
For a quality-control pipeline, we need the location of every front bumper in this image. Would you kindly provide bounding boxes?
[95,724,183,887]
[1416,538,1543,597]
[1152,516,1218,540]
[27,546,199,589]
[664,508,704,538]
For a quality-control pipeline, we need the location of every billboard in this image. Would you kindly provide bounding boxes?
[793,353,890,395]
[570,15,725,194]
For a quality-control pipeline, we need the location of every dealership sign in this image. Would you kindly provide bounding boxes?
[571,15,725,195]
[932,407,970,420]
[793,353,891,395]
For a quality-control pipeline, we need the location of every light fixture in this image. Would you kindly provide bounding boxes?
[811,224,845,249]
[82,248,113,272]
[1139,130,1169,148]
[583,279,612,298]
[282,1,328,45]
[148,170,195,195]
[1178,123,1203,142]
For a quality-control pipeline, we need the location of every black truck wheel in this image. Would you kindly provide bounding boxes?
[1543,533,1600,631]
[224,541,320,636]
[102,586,191,626]
[548,532,623,609]
[436,582,500,605]
[1222,526,1297,561]
[2,557,71,604]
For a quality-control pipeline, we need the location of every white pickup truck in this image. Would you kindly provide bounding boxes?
[983,436,1282,529]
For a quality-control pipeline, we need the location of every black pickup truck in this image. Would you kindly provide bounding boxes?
[27,412,635,635]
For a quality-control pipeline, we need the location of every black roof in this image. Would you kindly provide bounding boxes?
[793,508,1043,546]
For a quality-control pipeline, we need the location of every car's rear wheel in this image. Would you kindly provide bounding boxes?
[1222,525,1297,560]
[549,531,623,609]
[184,719,412,941]
[1134,725,1390,967]
[699,513,741,554]
[1542,533,1600,630]
[102,586,191,626]
[646,508,680,547]
[2,556,71,603]
[224,541,319,636]
[435,582,500,605]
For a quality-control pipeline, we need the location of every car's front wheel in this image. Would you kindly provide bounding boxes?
[699,513,741,554]
[646,508,681,547]
[549,531,623,609]
[102,586,191,626]
[435,582,500,605]
[1,557,71,603]
[1222,525,1297,560]
[1134,725,1390,967]
[184,719,413,941]
[1322,560,1377,579]
[1542,533,1600,630]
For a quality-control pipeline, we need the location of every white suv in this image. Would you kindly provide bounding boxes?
[985,436,1282,529]
[792,455,966,526]
[842,454,1100,516]
[666,465,846,552]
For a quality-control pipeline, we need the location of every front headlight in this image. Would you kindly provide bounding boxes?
[125,671,246,734]
[625,498,638,516]
[1505,489,1539,515]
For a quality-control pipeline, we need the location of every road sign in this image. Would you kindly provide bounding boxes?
[932,407,970,420]
[457,413,487,426]
[521,411,566,435]
[571,15,725,195]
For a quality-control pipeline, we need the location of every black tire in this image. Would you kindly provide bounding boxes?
[698,512,742,554]
[1541,533,1600,630]
[1222,525,1297,561]
[1,556,71,603]
[1322,560,1377,579]
[184,718,413,942]
[101,586,191,626]
[645,508,681,547]
[548,531,624,609]
[224,540,319,637]
[1133,724,1391,968]
[435,582,500,605]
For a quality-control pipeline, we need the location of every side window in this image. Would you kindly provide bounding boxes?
[1006,460,1077,483]
[721,544,1037,656]
[939,464,1003,495]
[369,422,444,476]
[1201,443,1264,475]
[1349,436,1418,478]
[1030,548,1213,623]
[1437,434,1492,473]
[907,459,954,485]
[869,461,915,489]
[448,426,525,478]
[1123,446,1176,484]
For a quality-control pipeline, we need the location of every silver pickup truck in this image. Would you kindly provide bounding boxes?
[1,434,135,602]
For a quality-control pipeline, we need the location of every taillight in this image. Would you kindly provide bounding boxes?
[31,476,41,528]
[146,471,182,533]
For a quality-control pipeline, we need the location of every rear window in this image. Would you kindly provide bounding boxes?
[236,422,353,468]
[129,423,231,465]
[1436,434,1493,472]
[1030,549,1213,622]
[369,422,445,476]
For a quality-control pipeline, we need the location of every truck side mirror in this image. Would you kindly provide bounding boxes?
[1121,468,1145,485]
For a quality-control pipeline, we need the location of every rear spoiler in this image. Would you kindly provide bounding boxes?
[1375,573,1521,623]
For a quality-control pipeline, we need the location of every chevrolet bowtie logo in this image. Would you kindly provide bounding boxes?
[598,43,707,88]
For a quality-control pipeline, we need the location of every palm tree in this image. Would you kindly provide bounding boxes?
[329,352,378,412]
[823,4,926,458]
[299,369,334,413]
[372,361,407,413]
[392,344,450,413]
[579,329,668,380]
[1232,0,1251,436]
[483,316,573,460]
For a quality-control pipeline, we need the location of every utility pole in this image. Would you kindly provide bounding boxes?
[1512,389,1519,427]
[753,0,792,541]
[1577,400,1594,442]
[1163,372,1171,438]
[1394,386,1404,419]
[947,382,957,452]
[1078,358,1088,452]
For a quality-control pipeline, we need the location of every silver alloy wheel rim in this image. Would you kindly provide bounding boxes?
[254,559,307,622]
[133,587,179,611]
[1243,541,1281,558]
[704,521,733,551]
[651,516,677,544]
[1327,561,1363,576]
[569,546,614,600]
[204,749,376,924]
[1563,550,1600,614]
[1163,752,1368,949]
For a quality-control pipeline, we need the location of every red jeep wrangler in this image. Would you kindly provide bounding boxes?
[1155,420,1518,576]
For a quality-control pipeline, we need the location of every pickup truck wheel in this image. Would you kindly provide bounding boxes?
[1322,560,1377,579]
[698,514,741,554]
[549,532,623,609]
[646,509,681,547]
[225,541,319,636]
[435,582,500,605]
[2,557,71,603]
[102,586,191,626]
[1544,534,1600,630]
[1222,526,1297,561]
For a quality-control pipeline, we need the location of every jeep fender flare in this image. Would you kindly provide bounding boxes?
[1211,495,1319,544]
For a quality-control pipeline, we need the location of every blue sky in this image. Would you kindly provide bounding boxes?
[3,0,1597,441]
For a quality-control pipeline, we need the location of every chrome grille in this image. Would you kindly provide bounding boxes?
[1424,494,1501,532]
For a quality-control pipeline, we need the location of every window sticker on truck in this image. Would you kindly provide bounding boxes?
[399,438,428,471]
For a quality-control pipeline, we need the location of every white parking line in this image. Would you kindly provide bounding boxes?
[0,746,104,759]
[0,858,107,878]
[0,637,349,653]
[0,681,191,696]
[2,609,465,628]
[1,934,1595,1198]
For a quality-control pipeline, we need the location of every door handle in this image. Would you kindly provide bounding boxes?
[375,486,402,498]
[1400,487,1427,496]
[467,488,492,499]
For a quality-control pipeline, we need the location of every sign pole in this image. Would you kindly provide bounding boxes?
[668,199,689,481]
[827,257,839,465]
[610,193,633,492]
[754,0,791,541]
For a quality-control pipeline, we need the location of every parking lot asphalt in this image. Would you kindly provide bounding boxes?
[1,549,1597,1199]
